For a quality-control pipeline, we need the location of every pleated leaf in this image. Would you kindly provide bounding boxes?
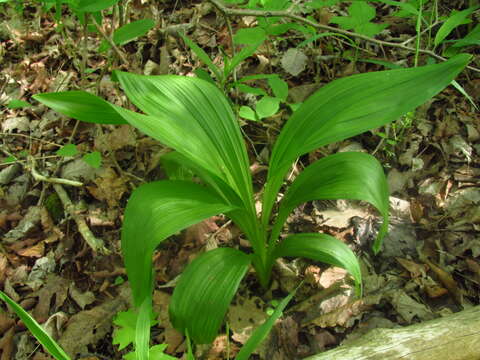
[135,297,152,360]
[0,291,71,360]
[32,91,127,124]
[272,233,362,294]
[262,54,470,225]
[272,152,389,254]
[114,71,254,209]
[121,181,235,307]
[169,248,251,344]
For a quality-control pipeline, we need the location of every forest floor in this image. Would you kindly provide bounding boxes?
[1,0,479,359]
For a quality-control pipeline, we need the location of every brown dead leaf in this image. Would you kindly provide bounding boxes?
[87,167,128,207]
[275,316,299,359]
[308,329,337,353]
[466,258,480,283]
[207,334,239,360]
[424,258,464,304]
[32,274,70,323]
[0,327,15,360]
[58,284,131,358]
[0,312,14,334]
[228,296,268,344]
[396,257,427,278]
[319,267,348,289]
[94,125,136,152]
[184,217,219,246]
[153,290,183,353]
[17,241,45,258]
[306,297,373,328]
[0,254,7,285]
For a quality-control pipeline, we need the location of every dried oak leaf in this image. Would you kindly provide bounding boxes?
[58,284,131,358]
[87,167,128,207]
[32,274,70,323]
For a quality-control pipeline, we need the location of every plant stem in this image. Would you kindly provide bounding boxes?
[92,15,129,66]
[414,0,423,67]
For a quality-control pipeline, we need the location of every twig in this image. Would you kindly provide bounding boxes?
[91,16,129,66]
[53,183,110,255]
[28,156,83,187]
[24,157,109,254]
[206,0,480,73]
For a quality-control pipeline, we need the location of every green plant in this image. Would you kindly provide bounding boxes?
[31,54,469,358]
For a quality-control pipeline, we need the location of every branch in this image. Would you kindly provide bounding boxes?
[26,156,110,254]
[207,0,480,73]
[53,184,110,255]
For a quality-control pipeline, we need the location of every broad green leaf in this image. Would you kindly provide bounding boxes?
[125,344,175,360]
[135,297,152,360]
[239,105,258,121]
[112,308,157,351]
[256,96,280,119]
[451,80,478,111]
[160,152,195,181]
[272,152,389,254]
[194,68,216,84]
[272,233,362,294]
[305,0,342,9]
[225,44,260,78]
[236,84,267,96]
[180,33,222,80]
[82,151,102,168]
[451,24,480,48]
[369,0,419,16]
[298,32,356,48]
[152,150,264,259]
[434,6,479,47]
[262,54,470,226]
[56,144,78,157]
[268,76,288,101]
[122,180,235,307]
[236,288,297,360]
[114,72,257,223]
[169,248,251,344]
[99,19,155,52]
[7,99,30,109]
[0,291,71,360]
[77,0,119,12]
[330,2,388,37]
[32,91,127,124]
[234,27,267,45]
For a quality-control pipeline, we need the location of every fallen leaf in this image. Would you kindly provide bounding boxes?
[58,284,131,358]
[32,274,70,323]
[69,285,96,309]
[396,258,427,278]
[388,290,433,323]
[228,296,268,344]
[94,125,136,152]
[424,258,464,304]
[281,48,307,76]
[87,167,128,207]
[0,327,15,360]
[4,206,42,244]
[17,242,45,258]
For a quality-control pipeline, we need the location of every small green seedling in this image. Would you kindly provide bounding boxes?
[33,54,470,360]
[56,144,102,169]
